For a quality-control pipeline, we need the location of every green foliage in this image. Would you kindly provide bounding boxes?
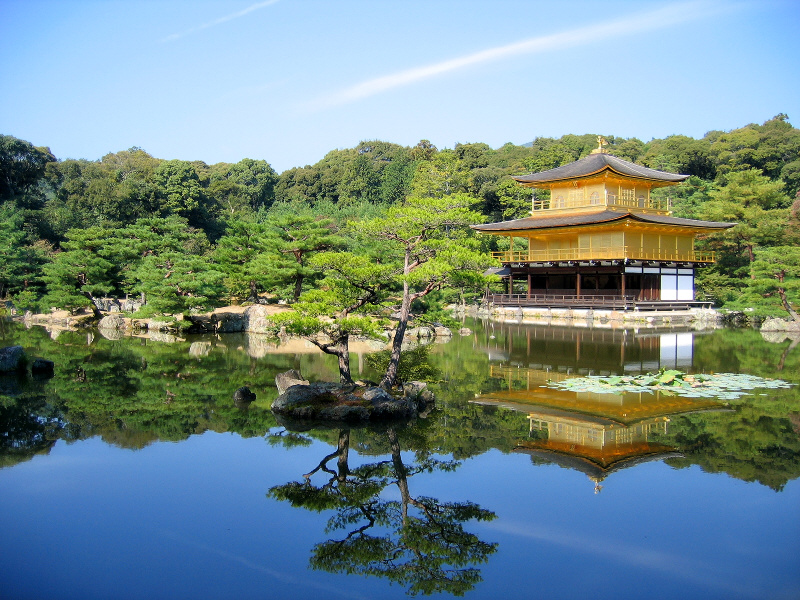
[0,135,55,201]
[263,211,345,302]
[133,252,225,316]
[213,220,272,301]
[0,202,34,298]
[749,245,800,320]
[41,226,117,313]
[699,168,791,276]
[365,345,439,383]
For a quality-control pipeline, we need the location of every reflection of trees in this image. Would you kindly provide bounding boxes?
[268,428,497,596]
[0,393,64,468]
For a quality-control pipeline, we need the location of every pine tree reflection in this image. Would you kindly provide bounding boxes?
[268,428,497,596]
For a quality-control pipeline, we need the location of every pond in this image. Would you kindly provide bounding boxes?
[1,318,799,600]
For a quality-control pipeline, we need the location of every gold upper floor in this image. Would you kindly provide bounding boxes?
[531,176,672,216]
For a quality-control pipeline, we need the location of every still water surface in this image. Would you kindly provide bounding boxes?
[1,319,799,600]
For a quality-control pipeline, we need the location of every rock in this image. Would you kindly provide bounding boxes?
[761,317,800,333]
[459,327,473,336]
[233,386,257,405]
[243,305,274,333]
[433,326,453,338]
[215,311,246,333]
[0,346,26,373]
[721,311,750,327]
[98,314,126,330]
[271,378,420,427]
[403,381,435,413]
[275,369,310,395]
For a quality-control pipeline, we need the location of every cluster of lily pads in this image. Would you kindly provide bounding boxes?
[547,369,794,400]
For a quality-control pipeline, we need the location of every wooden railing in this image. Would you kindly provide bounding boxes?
[532,192,671,212]
[491,246,715,263]
[489,293,638,309]
[486,293,713,310]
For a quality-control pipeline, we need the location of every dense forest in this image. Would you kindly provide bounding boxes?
[1,113,799,320]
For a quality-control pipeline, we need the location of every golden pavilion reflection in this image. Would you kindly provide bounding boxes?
[472,326,729,492]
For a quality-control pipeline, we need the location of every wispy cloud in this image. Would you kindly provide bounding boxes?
[305,1,725,112]
[161,0,280,43]
[490,520,765,599]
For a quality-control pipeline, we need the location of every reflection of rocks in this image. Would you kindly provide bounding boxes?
[761,330,796,344]
[244,333,281,358]
[189,341,212,357]
[0,346,54,386]
[147,332,184,344]
[0,374,23,396]
[271,370,430,429]
[98,327,124,340]
[31,359,54,378]
[0,346,26,372]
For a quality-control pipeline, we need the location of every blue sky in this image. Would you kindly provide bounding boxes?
[1,0,798,173]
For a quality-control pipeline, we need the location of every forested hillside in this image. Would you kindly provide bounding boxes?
[1,114,798,320]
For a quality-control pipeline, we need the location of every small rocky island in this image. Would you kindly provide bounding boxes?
[270,369,434,430]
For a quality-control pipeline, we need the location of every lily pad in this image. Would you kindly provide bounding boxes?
[547,369,793,400]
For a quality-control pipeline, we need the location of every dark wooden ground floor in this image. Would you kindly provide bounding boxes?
[490,262,707,309]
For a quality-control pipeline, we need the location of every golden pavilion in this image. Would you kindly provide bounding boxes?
[472,138,735,309]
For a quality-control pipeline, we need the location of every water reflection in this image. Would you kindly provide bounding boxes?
[472,324,734,491]
[268,427,498,596]
[475,367,727,492]
[476,321,705,375]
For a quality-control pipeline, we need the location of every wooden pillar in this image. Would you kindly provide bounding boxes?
[527,273,532,298]
[576,272,581,298]
[621,272,626,298]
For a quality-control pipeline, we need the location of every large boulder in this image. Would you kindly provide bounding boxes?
[98,313,126,330]
[243,305,275,333]
[215,310,246,333]
[761,317,800,333]
[0,346,26,373]
[275,369,309,395]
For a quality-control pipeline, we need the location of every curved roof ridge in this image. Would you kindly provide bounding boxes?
[471,210,735,232]
[512,152,689,185]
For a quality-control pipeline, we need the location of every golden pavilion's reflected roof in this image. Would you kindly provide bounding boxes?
[474,366,728,489]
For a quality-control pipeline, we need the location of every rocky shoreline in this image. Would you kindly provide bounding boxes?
[8,301,800,335]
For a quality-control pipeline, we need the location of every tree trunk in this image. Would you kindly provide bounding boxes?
[777,337,799,371]
[336,429,350,482]
[388,428,410,525]
[293,273,304,302]
[777,286,800,321]
[381,279,411,389]
[81,292,102,319]
[336,336,353,384]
